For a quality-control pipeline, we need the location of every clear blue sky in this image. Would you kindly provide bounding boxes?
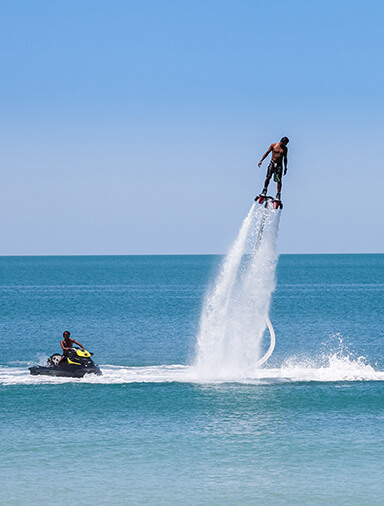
[1,0,383,255]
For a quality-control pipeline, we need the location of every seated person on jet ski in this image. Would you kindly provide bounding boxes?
[56,331,86,366]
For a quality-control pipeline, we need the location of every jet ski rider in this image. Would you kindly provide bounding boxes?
[56,331,86,366]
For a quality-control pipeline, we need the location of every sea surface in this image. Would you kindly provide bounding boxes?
[1,254,384,505]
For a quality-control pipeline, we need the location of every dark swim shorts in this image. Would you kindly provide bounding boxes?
[266,160,283,183]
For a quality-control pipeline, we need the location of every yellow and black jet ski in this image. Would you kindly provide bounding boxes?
[29,347,102,378]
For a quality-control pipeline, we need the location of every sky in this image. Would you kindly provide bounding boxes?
[1,0,383,255]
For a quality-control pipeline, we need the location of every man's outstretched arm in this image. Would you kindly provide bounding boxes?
[283,150,288,175]
[258,145,273,167]
[71,339,85,350]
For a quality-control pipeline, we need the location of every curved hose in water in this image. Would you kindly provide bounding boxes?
[255,315,276,367]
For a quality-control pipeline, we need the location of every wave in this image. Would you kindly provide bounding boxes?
[2,353,384,386]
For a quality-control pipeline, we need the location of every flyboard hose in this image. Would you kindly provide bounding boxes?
[254,200,277,367]
[255,314,276,367]
[255,207,267,251]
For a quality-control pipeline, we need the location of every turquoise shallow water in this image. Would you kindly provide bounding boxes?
[1,254,384,505]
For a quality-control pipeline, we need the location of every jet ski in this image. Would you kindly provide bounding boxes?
[29,347,102,378]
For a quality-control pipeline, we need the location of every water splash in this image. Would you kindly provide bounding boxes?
[3,353,384,386]
[193,202,281,379]
[2,331,382,386]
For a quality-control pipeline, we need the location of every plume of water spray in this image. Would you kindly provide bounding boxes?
[194,203,281,379]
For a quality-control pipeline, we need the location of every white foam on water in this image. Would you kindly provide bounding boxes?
[193,202,281,379]
[0,364,194,386]
[2,352,384,386]
[2,333,383,385]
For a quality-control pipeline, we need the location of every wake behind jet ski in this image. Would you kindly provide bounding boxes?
[29,347,102,378]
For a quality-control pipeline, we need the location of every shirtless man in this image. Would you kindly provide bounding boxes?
[57,331,86,366]
[258,137,289,200]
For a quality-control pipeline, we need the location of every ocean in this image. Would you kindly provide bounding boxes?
[1,252,384,505]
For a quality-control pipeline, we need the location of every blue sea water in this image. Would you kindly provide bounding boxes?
[1,254,384,505]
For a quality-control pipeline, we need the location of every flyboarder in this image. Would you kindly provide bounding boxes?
[258,137,289,201]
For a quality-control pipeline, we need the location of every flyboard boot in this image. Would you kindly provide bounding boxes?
[273,192,283,209]
[255,188,268,204]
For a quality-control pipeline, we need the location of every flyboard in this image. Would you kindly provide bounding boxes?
[254,193,283,252]
[254,193,283,209]
[252,193,283,366]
